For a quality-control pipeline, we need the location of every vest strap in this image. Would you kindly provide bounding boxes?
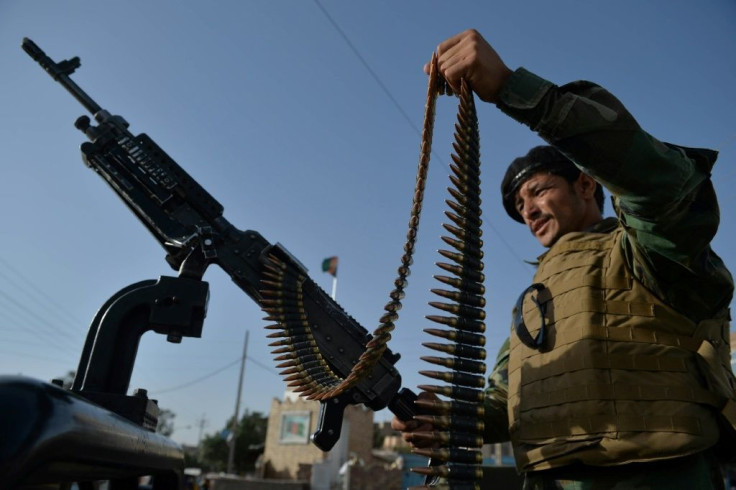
[515,381,721,411]
[514,413,704,440]
[514,351,689,383]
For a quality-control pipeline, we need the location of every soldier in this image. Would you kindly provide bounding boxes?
[393,29,736,489]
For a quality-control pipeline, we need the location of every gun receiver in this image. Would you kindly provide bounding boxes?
[22,37,416,451]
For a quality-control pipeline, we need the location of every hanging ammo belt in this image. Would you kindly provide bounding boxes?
[259,53,486,488]
[405,55,486,490]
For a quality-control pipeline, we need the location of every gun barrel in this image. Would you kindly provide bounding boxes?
[22,37,102,115]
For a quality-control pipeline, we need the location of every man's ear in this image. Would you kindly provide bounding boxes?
[576,173,597,200]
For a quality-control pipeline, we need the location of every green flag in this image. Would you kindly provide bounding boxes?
[321,256,338,277]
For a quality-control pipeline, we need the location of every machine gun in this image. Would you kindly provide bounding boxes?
[18,36,417,462]
[13,38,490,489]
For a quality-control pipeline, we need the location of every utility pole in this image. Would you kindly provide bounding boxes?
[227,329,249,475]
[196,414,208,461]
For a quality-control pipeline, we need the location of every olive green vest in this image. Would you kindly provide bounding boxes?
[508,226,736,472]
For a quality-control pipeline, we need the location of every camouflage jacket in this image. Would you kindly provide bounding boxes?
[482,67,734,444]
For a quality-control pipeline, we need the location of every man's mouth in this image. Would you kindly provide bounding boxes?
[531,217,550,236]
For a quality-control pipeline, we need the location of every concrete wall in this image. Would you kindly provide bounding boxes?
[262,397,325,479]
[261,396,374,482]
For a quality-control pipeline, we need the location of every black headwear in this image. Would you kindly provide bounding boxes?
[501,145,582,223]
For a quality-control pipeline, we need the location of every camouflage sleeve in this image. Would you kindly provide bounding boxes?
[483,338,510,443]
[495,68,734,320]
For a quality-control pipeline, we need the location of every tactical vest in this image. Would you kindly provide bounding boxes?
[508,226,736,472]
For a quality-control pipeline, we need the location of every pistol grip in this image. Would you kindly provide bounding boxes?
[388,387,418,421]
[311,394,351,451]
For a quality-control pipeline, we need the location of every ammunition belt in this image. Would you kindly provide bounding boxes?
[260,53,488,489]
[408,54,486,490]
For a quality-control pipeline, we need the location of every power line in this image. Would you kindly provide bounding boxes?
[0,288,80,350]
[0,257,87,351]
[0,347,74,367]
[246,355,280,376]
[150,353,279,395]
[0,257,87,332]
[151,357,242,395]
[312,0,420,137]
[312,0,532,273]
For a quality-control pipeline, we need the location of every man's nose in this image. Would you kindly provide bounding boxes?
[521,198,540,221]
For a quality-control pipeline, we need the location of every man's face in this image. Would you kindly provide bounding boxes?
[514,172,590,247]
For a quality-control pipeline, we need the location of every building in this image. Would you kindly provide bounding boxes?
[260,391,376,489]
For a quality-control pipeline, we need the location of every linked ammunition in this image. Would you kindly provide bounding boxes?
[408,483,479,490]
[448,174,480,198]
[411,463,483,481]
[277,342,318,357]
[260,288,303,300]
[262,311,308,322]
[422,342,486,360]
[430,289,485,309]
[273,353,297,363]
[268,338,295,348]
[283,372,311,383]
[450,153,480,175]
[447,187,481,210]
[413,447,483,465]
[413,414,485,433]
[366,332,392,349]
[441,222,482,243]
[448,165,479,191]
[439,238,483,260]
[436,262,484,283]
[433,272,484,293]
[376,311,397,325]
[429,301,485,320]
[450,156,480,179]
[438,249,483,271]
[445,210,482,231]
[266,326,311,338]
[383,299,403,314]
[420,354,486,374]
[426,314,485,333]
[418,370,485,388]
[260,297,303,308]
[413,398,484,417]
[417,384,485,403]
[269,334,315,348]
[452,138,480,160]
[260,279,285,290]
[409,430,484,448]
[423,328,485,346]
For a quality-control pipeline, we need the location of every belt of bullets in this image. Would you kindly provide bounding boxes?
[260,54,485,488]
[407,55,485,490]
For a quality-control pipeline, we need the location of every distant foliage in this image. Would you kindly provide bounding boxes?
[156,408,176,437]
[200,410,268,474]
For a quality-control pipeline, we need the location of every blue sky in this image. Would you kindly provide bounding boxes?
[1,1,734,447]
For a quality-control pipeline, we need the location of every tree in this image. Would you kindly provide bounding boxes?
[200,410,267,475]
[156,408,176,437]
[373,425,386,449]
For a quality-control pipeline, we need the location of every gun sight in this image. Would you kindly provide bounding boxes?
[22,37,102,115]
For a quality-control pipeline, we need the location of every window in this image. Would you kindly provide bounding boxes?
[279,411,311,444]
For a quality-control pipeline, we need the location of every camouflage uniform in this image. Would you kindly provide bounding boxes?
[482,68,734,489]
